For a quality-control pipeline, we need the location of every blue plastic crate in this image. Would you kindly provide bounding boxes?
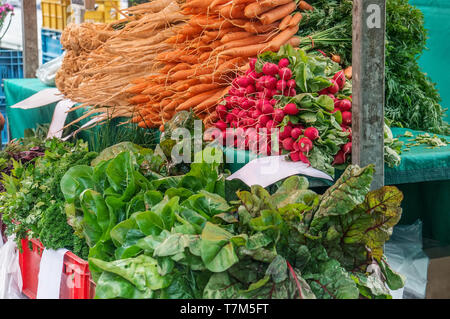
[41,28,64,64]
[0,49,24,97]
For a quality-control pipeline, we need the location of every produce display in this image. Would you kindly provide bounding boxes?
[2,0,448,301]
[57,143,404,299]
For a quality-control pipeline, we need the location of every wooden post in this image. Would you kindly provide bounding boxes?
[21,0,39,78]
[352,0,386,190]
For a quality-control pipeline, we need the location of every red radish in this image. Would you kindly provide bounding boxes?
[256,99,268,111]
[290,151,301,162]
[215,120,227,131]
[291,127,302,140]
[279,125,292,139]
[269,98,277,106]
[246,85,256,95]
[230,121,238,128]
[273,109,285,123]
[279,67,293,81]
[238,110,248,118]
[229,87,237,96]
[278,58,290,68]
[343,142,352,155]
[332,150,346,165]
[339,99,352,111]
[249,58,257,70]
[286,79,296,89]
[299,152,310,164]
[255,79,265,91]
[246,118,256,126]
[252,109,262,119]
[333,70,346,90]
[282,137,295,151]
[261,102,274,114]
[231,108,240,116]
[259,115,271,126]
[241,99,252,110]
[304,127,319,141]
[247,70,259,81]
[344,127,352,141]
[236,77,250,87]
[293,141,300,151]
[298,137,313,152]
[288,88,296,97]
[318,88,329,95]
[262,88,274,98]
[277,80,287,92]
[216,104,227,120]
[327,80,339,95]
[342,111,352,126]
[262,62,279,76]
[226,113,235,123]
[334,99,343,109]
[266,120,275,130]
[263,76,277,90]
[283,103,298,115]
[235,88,246,97]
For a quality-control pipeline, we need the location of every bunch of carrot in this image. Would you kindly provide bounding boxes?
[127,0,315,130]
[56,0,186,127]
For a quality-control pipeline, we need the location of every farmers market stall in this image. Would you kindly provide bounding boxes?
[0,0,449,301]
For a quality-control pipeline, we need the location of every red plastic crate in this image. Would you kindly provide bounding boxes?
[18,238,96,299]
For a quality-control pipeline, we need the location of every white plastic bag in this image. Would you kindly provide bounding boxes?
[36,52,65,87]
[0,236,24,299]
[384,220,429,299]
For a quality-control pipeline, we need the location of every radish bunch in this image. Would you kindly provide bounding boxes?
[215,58,297,154]
[214,55,353,169]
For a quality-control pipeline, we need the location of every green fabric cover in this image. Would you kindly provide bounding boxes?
[410,0,450,122]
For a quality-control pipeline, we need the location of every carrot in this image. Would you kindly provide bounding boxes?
[299,0,313,11]
[279,14,292,31]
[125,82,149,94]
[260,2,297,25]
[202,111,219,125]
[168,63,191,73]
[221,31,253,43]
[130,77,147,84]
[180,25,204,36]
[287,36,301,47]
[259,0,293,7]
[169,67,214,82]
[216,34,275,52]
[182,0,212,9]
[288,12,302,27]
[188,83,224,94]
[220,42,271,57]
[214,57,247,74]
[209,0,230,9]
[219,4,247,19]
[194,89,227,113]
[344,66,352,79]
[176,89,223,111]
[243,21,280,34]
[244,2,274,18]
[268,24,299,51]
[180,55,200,64]
[232,0,254,4]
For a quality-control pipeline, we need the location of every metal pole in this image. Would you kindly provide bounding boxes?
[352,0,386,190]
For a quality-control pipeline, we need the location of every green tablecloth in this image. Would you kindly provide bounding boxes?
[410,0,450,122]
[4,79,94,143]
